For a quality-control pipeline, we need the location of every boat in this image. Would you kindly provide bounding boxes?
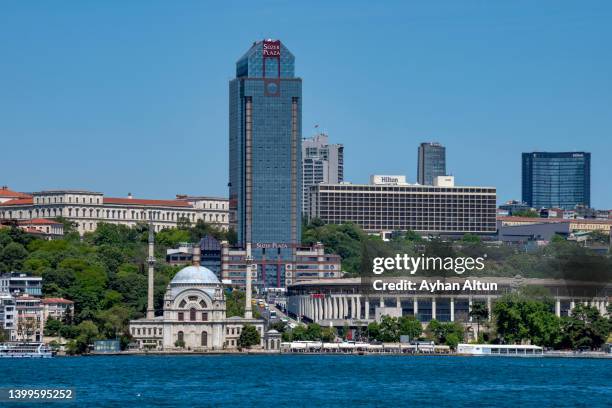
[0,342,54,358]
[457,343,543,357]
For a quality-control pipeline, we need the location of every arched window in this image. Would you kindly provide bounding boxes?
[190,308,197,321]
[177,331,184,342]
[201,331,207,347]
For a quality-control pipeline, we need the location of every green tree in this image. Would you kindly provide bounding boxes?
[44,318,63,336]
[1,242,28,271]
[469,302,489,340]
[426,320,464,348]
[238,325,261,349]
[378,315,400,342]
[74,320,99,354]
[398,315,422,340]
[560,305,610,350]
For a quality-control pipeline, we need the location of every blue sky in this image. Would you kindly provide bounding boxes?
[1,1,611,207]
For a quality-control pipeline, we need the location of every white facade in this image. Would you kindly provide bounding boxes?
[129,265,265,350]
[0,190,229,235]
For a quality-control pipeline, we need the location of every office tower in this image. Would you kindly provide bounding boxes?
[228,39,302,287]
[302,133,343,212]
[522,152,591,210]
[417,142,446,185]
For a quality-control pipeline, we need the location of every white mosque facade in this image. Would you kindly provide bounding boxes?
[129,263,269,351]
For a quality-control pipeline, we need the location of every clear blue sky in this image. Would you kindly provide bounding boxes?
[1,1,611,207]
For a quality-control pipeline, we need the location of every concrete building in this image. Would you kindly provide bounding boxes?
[41,298,74,323]
[417,142,446,185]
[15,295,44,342]
[286,278,611,331]
[0,186,31,204]
[302,133,344,213]
[0,293,16,341]
[221,241,342,289]
[0,273,43,297]
[0,190,229,234]
[497,216,612,234]
[308,175,497,236]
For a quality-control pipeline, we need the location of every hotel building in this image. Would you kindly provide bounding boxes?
[308,175,497,236]
[0,190,229,234]
[228,40,340,288]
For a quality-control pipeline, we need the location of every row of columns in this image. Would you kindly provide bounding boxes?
[296,295,610,323]
[297,295,498,323]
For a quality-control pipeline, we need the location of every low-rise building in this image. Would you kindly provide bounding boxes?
[498,216,612,234]
[221,242,342,289]
[0,186,31,204]
[0,190,229,235]
[15,295,44,342]
[0,293,16,341]
[41,298,74,323]
[0,273,43,297]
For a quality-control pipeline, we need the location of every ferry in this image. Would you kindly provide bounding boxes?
[0,343,54,358]
[457,343,543,357]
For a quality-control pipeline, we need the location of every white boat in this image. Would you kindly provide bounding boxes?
[0,342,54,358]
[457,343,543,356]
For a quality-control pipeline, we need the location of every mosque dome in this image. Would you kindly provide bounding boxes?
[171,265,220,285]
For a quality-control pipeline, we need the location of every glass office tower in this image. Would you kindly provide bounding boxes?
[229,40,302,287]
[417,142,446,185]
[522,152,591,210]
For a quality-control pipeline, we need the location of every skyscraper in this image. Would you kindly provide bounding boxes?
[522,152,591,210]
[302,133,343,213]
[417,142,446,185]
[228,39,302,287]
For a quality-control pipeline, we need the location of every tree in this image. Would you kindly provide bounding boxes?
[377,316,400,342]
[426,320,464,349]
[320,326,337,342]
[238,325,260,349]
[44,318,63,336]
[513,209,539,218]
[97,305,132,339]
[560,305,610,350]
[469,302,489,340]
[74,320,99,354]
[1,242,29,271]
[398,316,422,340]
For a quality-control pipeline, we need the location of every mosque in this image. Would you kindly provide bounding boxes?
[129,229,279,351]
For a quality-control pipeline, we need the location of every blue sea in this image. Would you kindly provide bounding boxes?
[1,355,610,407]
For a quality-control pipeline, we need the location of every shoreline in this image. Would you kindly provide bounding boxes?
[80,351,612,359]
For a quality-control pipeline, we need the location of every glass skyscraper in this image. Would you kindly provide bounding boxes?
[417,142,446,185]
[522,152,591,210]
[228,40,302,287]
